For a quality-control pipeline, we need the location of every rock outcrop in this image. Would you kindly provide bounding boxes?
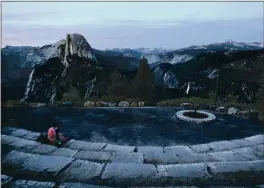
[20,34,99,103]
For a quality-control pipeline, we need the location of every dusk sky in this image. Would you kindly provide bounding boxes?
[2,2,264,49]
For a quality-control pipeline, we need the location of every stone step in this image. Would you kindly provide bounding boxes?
[2,150,74,181]
[2,126,264,155]
[2,133,264,166]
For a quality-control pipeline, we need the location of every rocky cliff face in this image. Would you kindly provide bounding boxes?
[152,63,179,89]
[20,34,98,103]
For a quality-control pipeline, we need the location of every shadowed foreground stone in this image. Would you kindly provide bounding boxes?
[156,163,210,186]
[101,163,157,186]
[2,151,74,180]
[10,180,55,188]
[60,159,104,183]
[207,160,264,185]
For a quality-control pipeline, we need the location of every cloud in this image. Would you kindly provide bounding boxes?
[2,17,263,49]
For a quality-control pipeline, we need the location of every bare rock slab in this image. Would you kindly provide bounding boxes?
[60,159,104,183]
[103,144,135,153]
[101,163,157,186]
[51,148,78,158]
[2,151,73,180]
[110,152,144,163]
[74,151,111,162]
[11,180,55,188]
[157,163,210,185]
[207,160,264,185]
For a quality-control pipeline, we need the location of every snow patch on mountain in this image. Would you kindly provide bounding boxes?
[169,54,193,64]
[144,54,162,64]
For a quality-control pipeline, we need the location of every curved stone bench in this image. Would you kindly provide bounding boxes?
[1,126,264,187]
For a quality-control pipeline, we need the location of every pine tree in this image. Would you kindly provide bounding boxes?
[107,71,129,97]
[255,57,264,113]
[61,85,81,102]
[130,56,156,103]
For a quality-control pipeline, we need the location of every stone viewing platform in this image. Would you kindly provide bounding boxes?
[1,126,264,187]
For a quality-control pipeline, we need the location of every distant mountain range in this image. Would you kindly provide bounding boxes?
[1,35,264,103]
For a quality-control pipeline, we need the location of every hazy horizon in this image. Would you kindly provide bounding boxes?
[2,2,264,49]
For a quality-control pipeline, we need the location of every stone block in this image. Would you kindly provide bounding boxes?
[10,129,31,137]
[11,180,55,188]
[143,152,180,164]
[2,151,73,180]
[137,146,163,154]
[164,146,193,154]
[110,152,144,163]
[190,141,239,153]
[230,138,256,147]
[103,144,135,153]
[23,132,41,141]
[101,163,157,186]
[74,151,111,162]
[59,183,113,188]
[2,127,18,135]
[245,135,264,145]
[156,163,210,185]
[1,174,13,186]
[67,140,106,151]
[208,151,248,162]
[51,148,78,158]
[207,160,264,185]
[60,159,104,183]
[32,144,57,154]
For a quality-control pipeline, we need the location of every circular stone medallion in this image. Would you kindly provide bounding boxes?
[176,110,216,123]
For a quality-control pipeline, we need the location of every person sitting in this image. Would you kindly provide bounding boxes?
[47,119,68,146]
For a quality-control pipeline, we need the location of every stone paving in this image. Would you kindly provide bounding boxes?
[1,126,264,187]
